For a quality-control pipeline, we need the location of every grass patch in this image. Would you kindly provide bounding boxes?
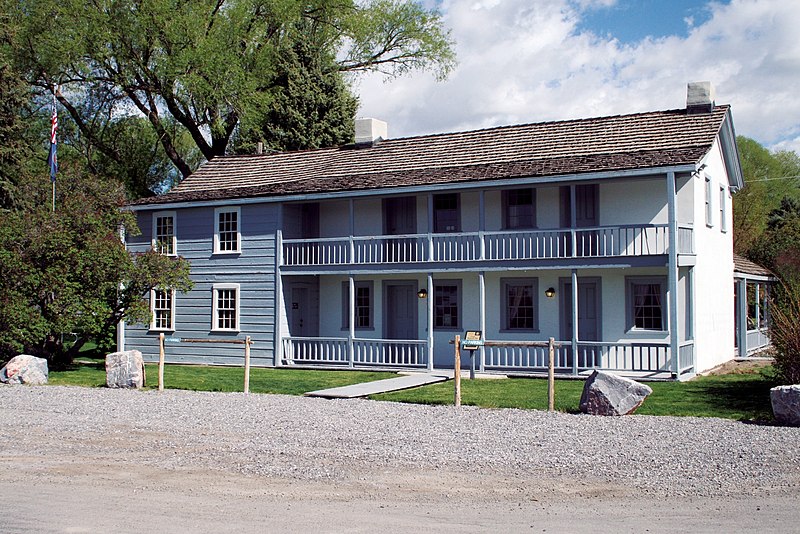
[372,367,779,421]
[48,358,392,395]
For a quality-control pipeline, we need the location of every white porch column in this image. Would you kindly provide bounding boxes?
[479,190,486,260]
[427,193,434,261]
[571,269,579,376]
[427,272,434,371]
[348,275,355,368]
[479,271,486,372]
[666,171,680,377]
[737,278,748,357]
[570,185,577,257]
[274,228,283,367]
[348,198,355,263]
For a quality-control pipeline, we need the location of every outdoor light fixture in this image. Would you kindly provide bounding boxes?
[545,287,556,298]
[417,288,428,299]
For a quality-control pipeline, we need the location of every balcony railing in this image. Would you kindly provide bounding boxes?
[281,337,428,368]
[281,224,691,267]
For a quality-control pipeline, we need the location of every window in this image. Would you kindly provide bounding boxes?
[150,288,175,331]
[503,189,536,229]
[212,284,240,331]
[626,277,667,331]
[433,193,460,233]
[720,186,728,232]
[705,176,713,227]
[502,278,538,331]
[214,207,241,253]
[434,281,460,330]
[152,211,176,255]
[341,281,374,330]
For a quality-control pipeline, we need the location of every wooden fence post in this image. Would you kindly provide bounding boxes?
[548,337,555,411]
[244,336,252,394]
[454,335,461,407]
[158,333,165,392]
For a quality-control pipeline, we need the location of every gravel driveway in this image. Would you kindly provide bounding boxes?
[1,385,799,533]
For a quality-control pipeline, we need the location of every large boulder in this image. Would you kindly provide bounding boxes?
[771,385,800,427]
[106,350,145,389]
[0,355,49,385]
[580,370,652,416]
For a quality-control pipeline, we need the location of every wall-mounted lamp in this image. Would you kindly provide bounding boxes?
[417,288,428,299]
[545,287,556,298]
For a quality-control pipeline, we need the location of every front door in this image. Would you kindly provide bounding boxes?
[385,282,418,340]
[290,286,312,337]
[560,277,601,367]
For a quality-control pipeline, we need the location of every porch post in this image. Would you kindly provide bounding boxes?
[666,171,680,376]
[274,229,283,367]
[479,190,486,260]
[427,272,434,371]
[479,271,486,372]
[348,198,355,263]
[754,282,761,334]
[737,278,748,357]
[348,274,355,368]
[571,269,579,376]
[570,185,577,257]
[427,193,434,261]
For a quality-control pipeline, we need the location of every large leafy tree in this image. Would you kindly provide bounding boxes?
[0,167,193,366]
[12,0,455,180]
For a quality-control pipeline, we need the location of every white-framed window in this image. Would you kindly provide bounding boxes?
[150,288,175,331]
[720,186,728,232]
[626,277,667,332]
[503,188,536,229]
[502,278,538,331]
[704,176,713,227]
[214,207,241,253]
[433,280,461,330]
[152,211,176,256]
[212,283,240,331]
[341,281,374,330]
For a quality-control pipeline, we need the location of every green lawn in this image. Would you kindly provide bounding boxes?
[48,356,778,421]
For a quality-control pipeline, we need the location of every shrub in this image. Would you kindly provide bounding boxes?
[770,284,800,384]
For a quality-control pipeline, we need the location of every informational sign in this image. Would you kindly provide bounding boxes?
[461,330,483,350]
[164,336,182,344]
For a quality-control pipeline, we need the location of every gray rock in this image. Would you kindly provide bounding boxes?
[0,355,49,385]
[770,385,800,426]
[580,370,652,416]
[105,350,145,389]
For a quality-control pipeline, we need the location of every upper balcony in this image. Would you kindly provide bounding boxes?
[281,224,695,268]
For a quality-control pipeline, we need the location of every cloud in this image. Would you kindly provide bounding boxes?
[354,0,800,152]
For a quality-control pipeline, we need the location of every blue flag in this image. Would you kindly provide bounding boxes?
[48,102,57,182]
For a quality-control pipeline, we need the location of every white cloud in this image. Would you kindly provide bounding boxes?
[354,0,800,153]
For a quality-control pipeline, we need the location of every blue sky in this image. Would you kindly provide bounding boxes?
[356,0,799,154]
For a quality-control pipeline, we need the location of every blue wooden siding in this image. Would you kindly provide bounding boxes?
[125,204,280,366]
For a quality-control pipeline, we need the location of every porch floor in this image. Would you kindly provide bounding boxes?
[304,373,449,399]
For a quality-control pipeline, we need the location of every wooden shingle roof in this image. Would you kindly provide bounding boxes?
[131,105,732,206]
[734,254,774,278]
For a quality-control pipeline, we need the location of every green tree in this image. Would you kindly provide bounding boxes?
[0,167,193,366]
[12,0,455,180]
[733,137,800,255]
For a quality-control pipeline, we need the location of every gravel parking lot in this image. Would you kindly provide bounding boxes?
[1,385,798,532]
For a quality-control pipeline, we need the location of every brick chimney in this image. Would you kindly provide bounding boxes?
[686,81,715,114]
[354,118,388,146]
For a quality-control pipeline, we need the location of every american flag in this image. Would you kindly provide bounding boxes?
[47,97,57,183]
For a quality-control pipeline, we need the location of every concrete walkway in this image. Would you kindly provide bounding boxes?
[304,373,450,399]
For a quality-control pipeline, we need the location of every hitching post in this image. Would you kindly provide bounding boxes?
[454,335,461,407]
[548,337,555,411]
[244,336,252,394]
[158,333,165,392]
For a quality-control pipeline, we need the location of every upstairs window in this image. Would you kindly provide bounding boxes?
[627,277,666,331]
[150,288,175,331]
[434,281,460,330]
[153,211,176,255]
[433,193,460,233]
[341,281,374,330]
[214,207,241,253]
[503,188,536,229]
[212,284,240,331]
[705,176,713,227]
[720,186,728,232]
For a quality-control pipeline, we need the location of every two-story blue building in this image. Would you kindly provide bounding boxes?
[122,82,747,379]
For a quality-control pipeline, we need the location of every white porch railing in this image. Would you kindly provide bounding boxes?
[281,337,428,367]
[745,329,770,355]
[282,337,687,375]
[281,223,687,267]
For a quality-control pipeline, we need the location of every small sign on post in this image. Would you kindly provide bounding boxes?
[461,330,483,349]
[454,335,461,407]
